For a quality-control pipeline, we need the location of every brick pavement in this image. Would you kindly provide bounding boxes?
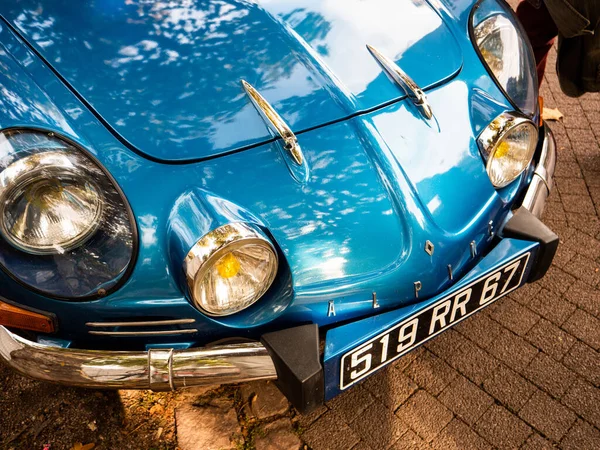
[299,46,600,450]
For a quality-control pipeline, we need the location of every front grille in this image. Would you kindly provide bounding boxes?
[85,318,197,337]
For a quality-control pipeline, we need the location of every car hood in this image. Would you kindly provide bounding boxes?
[1,0,462,162]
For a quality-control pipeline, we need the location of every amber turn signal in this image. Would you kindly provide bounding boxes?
[539,96,544,126]
[0,300,55,333]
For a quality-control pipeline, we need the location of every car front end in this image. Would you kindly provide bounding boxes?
[0,0,557,413]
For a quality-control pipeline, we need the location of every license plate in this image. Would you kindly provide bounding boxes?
[340,252,531,390]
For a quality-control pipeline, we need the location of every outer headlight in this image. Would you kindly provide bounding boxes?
[184,223,278,317]
[478,112,537,188]
[472,0,538,117]
[0,151,104,254]
[0,130,136,299]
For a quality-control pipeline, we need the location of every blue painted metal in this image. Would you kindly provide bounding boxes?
[0,0,462,162]
[0,0,537,357]
[323,238,538,400]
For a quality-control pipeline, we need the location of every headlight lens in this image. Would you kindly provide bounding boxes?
[478,113,537,188]
[0,152,104,254]
[0,130,136,299]
[472,0,538,117]
[185,223,278,316]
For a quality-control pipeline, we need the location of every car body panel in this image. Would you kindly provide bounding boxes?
[0,0,462,161]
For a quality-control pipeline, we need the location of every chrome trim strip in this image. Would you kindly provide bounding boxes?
[241,80,304,165]
[86,319,196,328]
[522,125,556,219]
[366,45,433,120]
[0,325,277,390]
[88,329,198,336]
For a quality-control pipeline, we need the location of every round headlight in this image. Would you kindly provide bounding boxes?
[472,0,538,117]
[0,130,136,300]
[0,152,104,254]
[478,113,538,188]
[184,223,278,316]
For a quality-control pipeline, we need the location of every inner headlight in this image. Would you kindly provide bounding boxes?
[0,151,104,254]
[184,223,278,316]
[478,112,537,188]
[472,0,538,117]
[0,130,136,299]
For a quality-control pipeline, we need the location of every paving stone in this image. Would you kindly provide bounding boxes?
[446,339,500,385]
[523,352,576,398]
[438,375,493,426]
[562,341,600,386]
[404,351,458,396]
[538,267,577,295]
[561,380,600,429]
[241,381,289,420]
[508,282,542,306]
[519,391,577,442]
[564,230,600,261]
[521,433,557,450]
[430,418,492,450]
[394,390,453,443]
[528,288,577,326]
[393,347,425,372]
[302,411,360,450]
[482,364,538,412]
[296,404,328,429]
[487,327,538,372]
[326,384,375,424]
[556,177,589,196]
[454,310,504,350]
[474,404,532,449]
[423,329,466,361]
[254,418,302,450]
[525,318,576,360]
[565,280,600,317]
[489,297,540,336]
[562,308,600,350]
[349,399,407,449]
[550,244,576,269]
[566,213,600,238]
[176,398,240,450]
[554,161,583,179]
[362,365,417,411]
[563,254,600,286]
[560,419,600,450]
[390,429,431,450]
[350,442,373,450]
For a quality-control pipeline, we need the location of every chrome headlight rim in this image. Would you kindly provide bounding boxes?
[469,0,539,118]
[0,127,139,301]
[184,222,279,317]
[478,112,538,189]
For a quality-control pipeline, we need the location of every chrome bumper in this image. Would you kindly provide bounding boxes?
[522,124,556,219]
[0,326,277,390]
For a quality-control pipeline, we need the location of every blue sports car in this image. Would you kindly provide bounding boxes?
[0,0,557,413]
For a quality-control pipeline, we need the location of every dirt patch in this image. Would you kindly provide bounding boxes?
[0,364,178,450]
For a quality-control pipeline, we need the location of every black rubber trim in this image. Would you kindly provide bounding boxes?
[261,324,324,414]
[502,207,558,282]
